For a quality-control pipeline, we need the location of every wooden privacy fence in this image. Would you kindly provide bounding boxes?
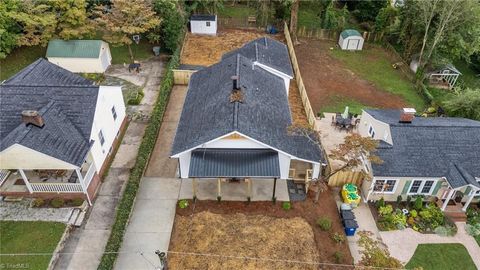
[296,26,384,43]
[284,22,317,128]
[173,69,196,85]
[327,170,364,187]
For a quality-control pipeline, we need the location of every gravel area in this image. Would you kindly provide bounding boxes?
[0,199,73,223]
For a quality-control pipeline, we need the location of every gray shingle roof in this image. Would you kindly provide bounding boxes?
[3,58,94,86]
[190,14,216,21]
[366,109,480,182]
[189,148,280,178]
[222,37,294,77]
[171,54,322,163]
[0,59,99,167]
[445,163,480,189]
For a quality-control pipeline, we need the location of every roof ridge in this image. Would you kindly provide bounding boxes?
[3,59,43,84]
[2,84,97,88]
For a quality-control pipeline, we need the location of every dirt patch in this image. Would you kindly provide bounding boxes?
[181,29,268,66]
[170,191,354,269]
[295,39,407,113]
[289,79,310,126]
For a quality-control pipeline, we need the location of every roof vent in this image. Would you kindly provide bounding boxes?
[230,75,243,103]
[399,108,416,123]
[22,110,44,128]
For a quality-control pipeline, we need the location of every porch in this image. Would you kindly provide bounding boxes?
[0,161,96,205]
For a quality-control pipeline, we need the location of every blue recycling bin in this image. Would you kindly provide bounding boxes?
[344,219,358,236]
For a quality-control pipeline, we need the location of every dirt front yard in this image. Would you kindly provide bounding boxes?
[295,39,408,114]
[168,191,354,269]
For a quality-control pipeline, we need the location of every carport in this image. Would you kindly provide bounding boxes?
[188,148,282,200]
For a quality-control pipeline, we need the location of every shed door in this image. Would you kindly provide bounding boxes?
[347,39,359,50]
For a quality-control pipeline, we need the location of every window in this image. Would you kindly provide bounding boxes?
[373,179,397,193]
[111,106,117,120]
[98,130,105,146]
[206,21,211,27]
[368,125,375,138]
[409,180,436,195]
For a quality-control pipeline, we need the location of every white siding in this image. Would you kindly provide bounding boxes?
[254,62,292,94]
[89,86,126,172]
[339,36,364,51]
[0,144,77,170]
[191,18,217,35]
[358,110,393,144]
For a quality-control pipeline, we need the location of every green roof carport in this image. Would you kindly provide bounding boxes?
[46,40,103,58]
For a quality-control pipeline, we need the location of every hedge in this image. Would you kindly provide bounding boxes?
[97,45,181,270]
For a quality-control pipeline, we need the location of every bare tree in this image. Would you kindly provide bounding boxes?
[289,125,382,202]
[290,0,299,44]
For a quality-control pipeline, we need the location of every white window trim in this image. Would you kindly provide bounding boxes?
[360,154,370,173]
[407,179,438,195]
[372,179,398,194]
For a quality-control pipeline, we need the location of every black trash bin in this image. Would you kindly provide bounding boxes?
[340,210,355,220]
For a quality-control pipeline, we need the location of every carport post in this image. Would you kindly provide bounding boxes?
[272,178,277,201]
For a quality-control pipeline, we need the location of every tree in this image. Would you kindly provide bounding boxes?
[400,0,480,76]
[9,0,56,47]
[289,126,382,202]
[444,88,480,121]
[374,5,398,33]
[322,2,349,31]
[185,0,224,14]
[0,0,21,58]
[151,0,185,52]
[289,0,299,44]
[93,0,161,61]
[50,0,94,40]
[346,0,387,23]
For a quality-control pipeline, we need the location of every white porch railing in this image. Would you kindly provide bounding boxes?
[30,183,83,193]
[0,169,10,187]
[83,163,96,188]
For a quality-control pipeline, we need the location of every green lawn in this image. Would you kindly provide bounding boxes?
[0,46,46,81]
[454,60,480,89]
[110,42,156,65]
[319,95,369,116]
[0,221,66,270]
[330,46,426,111]
[218,4,255,18]
[406,244,476,270]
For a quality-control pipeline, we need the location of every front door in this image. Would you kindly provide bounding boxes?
[347,39,359,50]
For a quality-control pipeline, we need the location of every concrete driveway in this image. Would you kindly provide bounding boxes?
[114,86,187,270]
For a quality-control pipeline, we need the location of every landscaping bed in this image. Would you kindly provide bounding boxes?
[406,243,477,270]
[0,221,66,270]
[295,39,425,115]
[170,191,354,269]
[466,206,480,246]
[369,197,456,235]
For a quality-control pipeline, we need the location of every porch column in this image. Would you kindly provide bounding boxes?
[192,178,197,199]
[18,169,33,194]
[217,178,221,198]
[442,188,456,211]
[272,178,277,200]
[76,169,92,206]
[462,188,477,212]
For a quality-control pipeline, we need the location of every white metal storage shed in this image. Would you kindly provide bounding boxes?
[46,40,112,73]
[190,15,217,35]
[338,29,364,51]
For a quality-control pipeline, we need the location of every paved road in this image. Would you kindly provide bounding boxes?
[54,57,164,270]
[114,86,187,270]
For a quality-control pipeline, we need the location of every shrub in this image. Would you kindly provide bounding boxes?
[282,201,291,210]
[331,232,346,243]
[465,223,480,237]
[414,196,423,211]
[378,205,393,216]
[98,44,182,269]
[419,204,445,230]
[333,251,344,263]
[396,195,402,205]
[51,198,65,208]
[317,217,332,231]
[376,197,385,209]
[434,225,457,237]
[178,199,189,209]
[71,198,84,207]
[127,89,145,105]
[410,209,418,218]
[406,195,412,207]
[358,231,403,268]
[31,198,45,208]
[392,210,407,229]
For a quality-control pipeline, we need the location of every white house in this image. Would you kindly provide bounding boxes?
[358,108,480,215]
[170,45,325,201]
[46,40,112,73]
[0,59,126,204]
[338,29,364,51]
[190,15,217,35]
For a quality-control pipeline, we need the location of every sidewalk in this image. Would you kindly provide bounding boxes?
[53,57,164,270]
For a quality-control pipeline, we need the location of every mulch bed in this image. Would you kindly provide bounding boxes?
[172,190,354,269]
